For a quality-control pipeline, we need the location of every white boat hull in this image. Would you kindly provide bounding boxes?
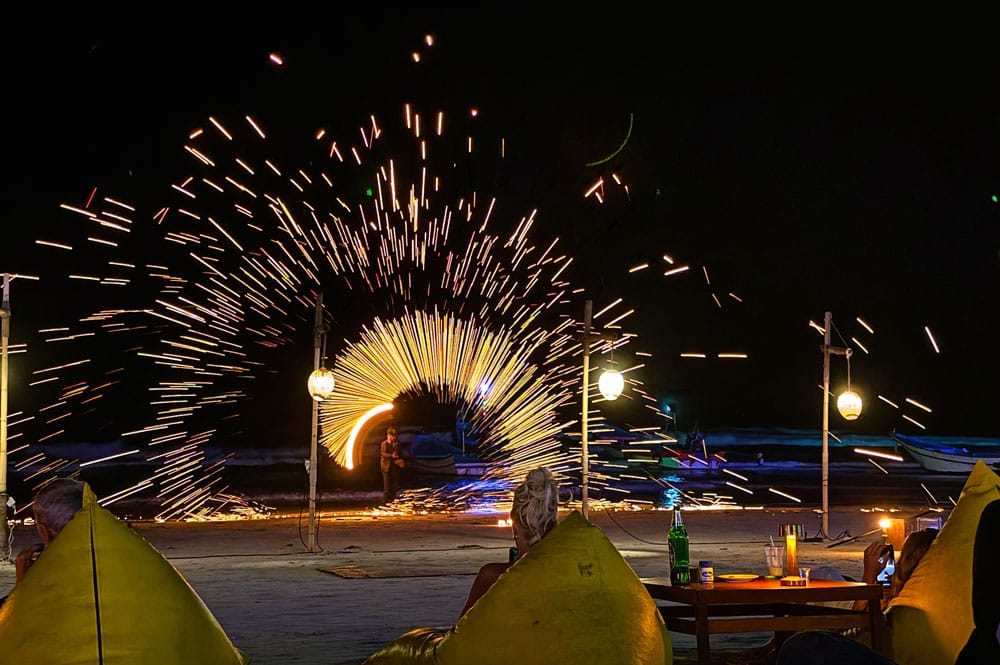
[896,439,1000,473]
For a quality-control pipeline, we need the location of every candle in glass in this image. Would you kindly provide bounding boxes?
[785,532,798,576]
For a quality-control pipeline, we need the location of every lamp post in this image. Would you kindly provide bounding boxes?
[820,310,863,539]
[580,300,623,520]
[0,275,10,561]
[306,292,334,553]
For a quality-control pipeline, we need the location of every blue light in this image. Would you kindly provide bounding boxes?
[659,487,682,508]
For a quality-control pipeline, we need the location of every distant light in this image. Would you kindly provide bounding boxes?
[307,367,335,401]
[877,395,900,409]
[924,326,941,354]
[366,187,373,197]
[837,390,863,420]
[993,195,998,203]
[412,52,421,63]
[904,397,933,413]
[425,34,434,47]
[470,108,478,117]
[850,337,869,354]
[269,53,284,66]
[853,447,904,462]
[598,369,624,400]
[584,178,604,198]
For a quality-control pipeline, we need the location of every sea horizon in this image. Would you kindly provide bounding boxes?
[7,425,995,521]
[26,425,1000,470]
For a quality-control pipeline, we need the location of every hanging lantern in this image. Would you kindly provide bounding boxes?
[598,369,624,400]
[307,367,336,401]
[836,389,863,420]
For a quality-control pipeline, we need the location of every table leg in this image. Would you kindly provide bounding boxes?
[774,630,793,654]
[868,601,886,655]
[695,602,711,665]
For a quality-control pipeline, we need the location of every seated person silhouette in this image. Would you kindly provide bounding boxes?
[0,478,247,664]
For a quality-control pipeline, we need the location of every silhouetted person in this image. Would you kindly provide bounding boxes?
[1,478,84,607]
[380,427,404,503]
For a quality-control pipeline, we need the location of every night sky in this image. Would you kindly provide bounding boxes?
[4,13,998,450]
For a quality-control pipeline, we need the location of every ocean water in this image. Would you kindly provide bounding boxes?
[668,427,1000,450]
[9,427,998,519]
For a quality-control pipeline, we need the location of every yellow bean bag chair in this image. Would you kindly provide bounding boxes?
[0,484,249,665]
[364,510,672,665]
[887,460,1000,665]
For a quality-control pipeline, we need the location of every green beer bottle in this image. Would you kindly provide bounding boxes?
[669,508,690,584]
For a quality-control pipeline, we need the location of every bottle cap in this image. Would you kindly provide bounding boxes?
[699,561,711,567]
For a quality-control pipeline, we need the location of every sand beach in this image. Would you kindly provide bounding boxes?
[0,501,938,664]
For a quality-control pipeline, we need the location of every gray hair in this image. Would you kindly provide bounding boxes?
[33,478,85,534]
[512,467,558,548]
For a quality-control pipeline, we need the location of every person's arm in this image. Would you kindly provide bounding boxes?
[460,562,509,618]
[852,540,891,612]
[14,543,45,583]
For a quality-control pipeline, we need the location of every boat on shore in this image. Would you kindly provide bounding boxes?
[891,431,1000,473]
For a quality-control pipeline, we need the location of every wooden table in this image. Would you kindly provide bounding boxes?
[642,577,886,665]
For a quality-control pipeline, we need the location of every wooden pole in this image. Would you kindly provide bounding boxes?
[581,300,592,519]
[821,311,831,539]
[0,275,10,560]
[307,292,323,552]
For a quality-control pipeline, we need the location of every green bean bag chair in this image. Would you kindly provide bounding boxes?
[887,460,1000,665]
[0,484,249,664]
[364,510,672,665]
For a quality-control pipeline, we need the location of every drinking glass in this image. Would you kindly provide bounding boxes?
[765,545,785,577]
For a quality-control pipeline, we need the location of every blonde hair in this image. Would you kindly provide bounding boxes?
[511,467,558,548]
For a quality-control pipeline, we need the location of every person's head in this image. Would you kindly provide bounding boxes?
[32,478,85,544]
[891,527,938,597]
[510,467,559,555]
[386,426,397,440]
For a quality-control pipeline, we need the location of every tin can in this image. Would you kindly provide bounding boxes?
[699,560,714,583]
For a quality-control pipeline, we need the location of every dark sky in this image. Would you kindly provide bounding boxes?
[4,13,998,446]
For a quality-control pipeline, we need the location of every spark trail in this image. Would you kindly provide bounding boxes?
[13,105,638,517]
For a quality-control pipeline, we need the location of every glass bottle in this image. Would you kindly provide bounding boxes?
[668,508,690,584]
